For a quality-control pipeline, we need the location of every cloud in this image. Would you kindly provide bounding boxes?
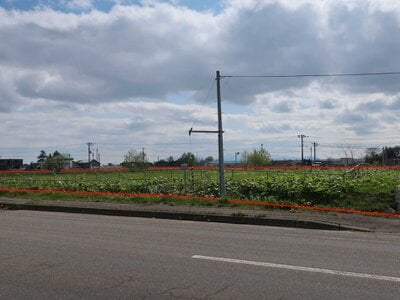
[356,99,386,113]
[2,0,400,162]
[270,101,294,113]
[389,97,400,110]
[335,110,380,135]
[1,0,400,108]
[319,100,337,110]
[65,0,94,10]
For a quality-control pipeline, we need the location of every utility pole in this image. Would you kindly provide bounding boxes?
[86,142,93,169]
[216,71,225,196]
[235,152,240,165]
[297,134,308,165]
[142,147,145,169]
[382,147,386,166]
[188,70,226,197]
[313,142,318,163]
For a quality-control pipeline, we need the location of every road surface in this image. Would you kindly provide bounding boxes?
[0,210,399,299]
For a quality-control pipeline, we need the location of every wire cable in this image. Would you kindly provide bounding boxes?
[190,79,216,130]
[222,71,400,79]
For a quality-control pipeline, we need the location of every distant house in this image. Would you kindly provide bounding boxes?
[271,160,298,166]
[0,159,23,170]
[89,159,100,168]
[73,159,100,169]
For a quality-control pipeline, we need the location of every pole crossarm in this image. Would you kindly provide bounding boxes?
[188,128,223,135]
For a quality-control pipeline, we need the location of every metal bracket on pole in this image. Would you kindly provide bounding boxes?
[189,128,223,135]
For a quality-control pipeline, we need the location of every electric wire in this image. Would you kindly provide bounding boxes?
[222,71,400,79]
[190,79,216,130]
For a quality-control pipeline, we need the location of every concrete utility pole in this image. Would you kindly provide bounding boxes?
[216,71,225,197]
[188,70,226,197]
[297,134,308,165]
[313,142,319,163]
[86,142,94,169]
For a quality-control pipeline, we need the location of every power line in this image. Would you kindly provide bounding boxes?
[190,79,216,130]
[222,71,400,79]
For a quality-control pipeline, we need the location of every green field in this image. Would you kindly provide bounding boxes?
[0,167,399,212]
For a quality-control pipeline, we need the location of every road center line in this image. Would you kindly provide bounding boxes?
[192,255,400,283]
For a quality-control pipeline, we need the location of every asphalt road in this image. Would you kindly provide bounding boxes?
[0,210,399,299]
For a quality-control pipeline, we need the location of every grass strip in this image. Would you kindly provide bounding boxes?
[0,187,399,218]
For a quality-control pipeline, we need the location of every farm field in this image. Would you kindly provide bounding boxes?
[0,166,399,212]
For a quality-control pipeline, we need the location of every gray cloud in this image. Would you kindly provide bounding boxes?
[319,100,337,110]
[259,123,293,134]
[389,97,400,110]
[356,99,386,113]
[335,110,380,135]
[270,101,293,113]
[1,1,400,109]
[327,7,400,94]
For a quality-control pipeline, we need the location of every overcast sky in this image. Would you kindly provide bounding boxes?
[1,0,400,164]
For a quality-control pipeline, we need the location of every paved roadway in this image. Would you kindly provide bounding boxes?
[0,210,399,299]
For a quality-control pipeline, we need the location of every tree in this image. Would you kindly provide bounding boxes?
[36,150,72,171]
[200,156,214,166]
[380,146,400,165]
[37,150,47,169]
[339,144,354,165]
[241,148,271,166]
[365,148,380,165]
[177,152,198,166]
[43,151,66,171]
[364,146,400,166]
[122,149,148,170]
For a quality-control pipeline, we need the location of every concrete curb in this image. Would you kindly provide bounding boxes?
[0,201,370,232]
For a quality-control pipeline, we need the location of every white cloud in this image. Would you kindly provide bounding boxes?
[66,0,94,10]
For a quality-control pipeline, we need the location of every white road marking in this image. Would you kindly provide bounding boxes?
[192,255,400,283]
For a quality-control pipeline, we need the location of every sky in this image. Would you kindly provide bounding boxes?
[1,0,400,164]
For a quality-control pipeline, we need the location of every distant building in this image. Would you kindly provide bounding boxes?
[0,159,23,170]
[271,160,298,166]
[73,159,100,169]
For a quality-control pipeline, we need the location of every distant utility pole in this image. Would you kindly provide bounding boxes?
[235,152,240,164]
[86,142,94,169]
[313,142,319,163]
[142,147,145,168]
[297,134,308,165]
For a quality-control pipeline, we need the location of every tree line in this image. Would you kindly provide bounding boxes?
[34,150,72,171]
[122,147,272,170]
[365,146,400,165]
